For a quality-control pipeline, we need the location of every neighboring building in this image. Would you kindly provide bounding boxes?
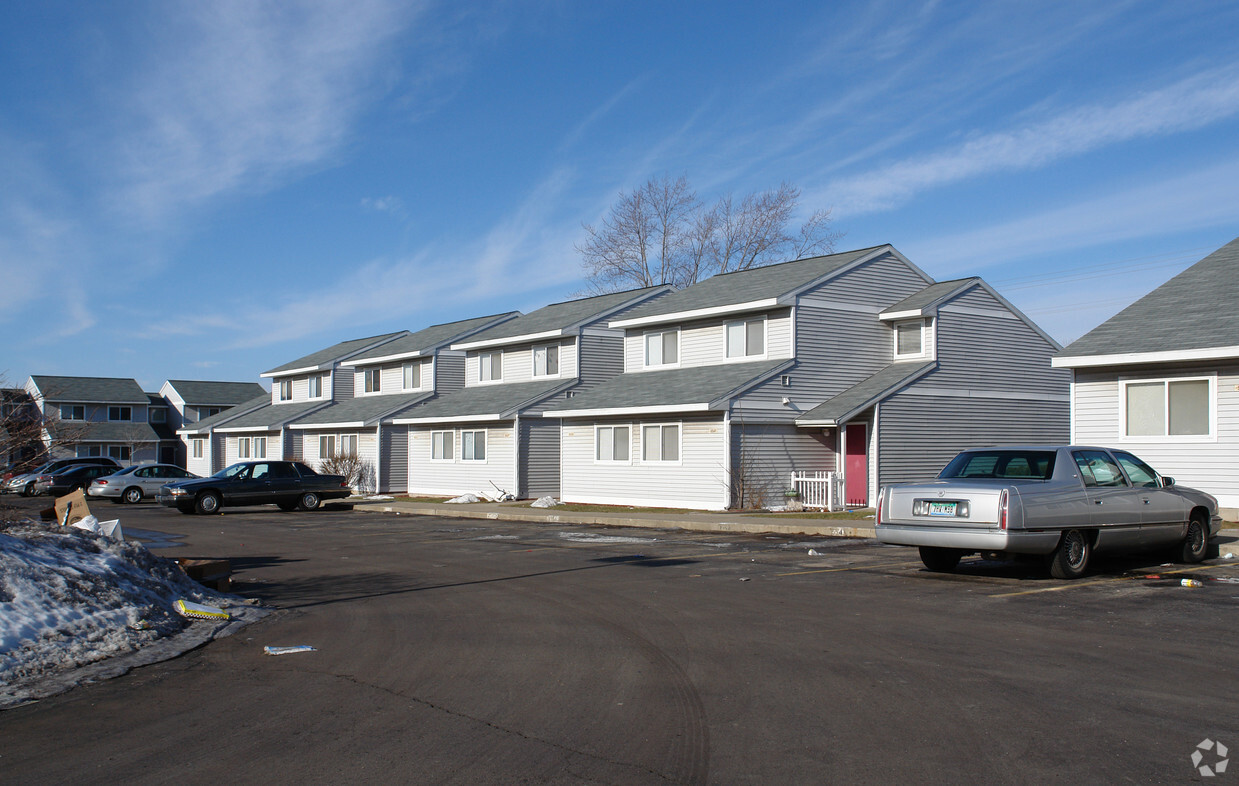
[1,388,40,468]
[178,333,408,476]
[1053,237,1239,516]
[158,380,268,467]
[24,375,161,465]
[392,287,670,498]
[544,245,1069,510]
[289,313,519,493]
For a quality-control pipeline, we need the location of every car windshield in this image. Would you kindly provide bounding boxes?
[939,450,1057,480]
[213,463,251,479]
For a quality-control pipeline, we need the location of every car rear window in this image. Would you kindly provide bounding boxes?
[939,451,1056,480]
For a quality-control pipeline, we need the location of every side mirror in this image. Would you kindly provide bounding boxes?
[1161,476,1175,487]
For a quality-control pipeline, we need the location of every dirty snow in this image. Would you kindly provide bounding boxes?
[445,493,482,504]
[0,522,268,709]
[558,532,658,545]
[530,496,561,508]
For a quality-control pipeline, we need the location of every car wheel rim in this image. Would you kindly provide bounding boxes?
[1189,522,1205,556]
[202,496,217,512]
[1066,533,1086,569]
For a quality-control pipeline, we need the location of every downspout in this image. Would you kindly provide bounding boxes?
[375,422,383,494]
[512,414,521,498]
[722,407,732,510]
[871,402,880,508]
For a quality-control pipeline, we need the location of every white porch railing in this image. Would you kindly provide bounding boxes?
[789,471,844,511]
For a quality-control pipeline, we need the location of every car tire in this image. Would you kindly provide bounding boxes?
[1048,529,1091,579]
[919,546,962,572]
[21,481,35,497]
[195,492,222,515]
[123,487,143,504]
[298,492,321,511]
[276,501,299,512]
[1179,515,1209,564]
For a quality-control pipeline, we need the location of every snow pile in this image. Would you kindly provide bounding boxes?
[530,496,561,508]
[0,523,266,708]
[445,493,482,504]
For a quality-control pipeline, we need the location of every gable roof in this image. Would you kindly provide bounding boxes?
[796,362,937,427]
[343,313,521,366]
[47,420,162,444]
[262,332,407,377]
[212,399,332,433]
[453,287,670,350]
[29,376,148,404]
[164,380,269,406]
[1054,237,1239,368]
[391,379,574,425]
[177,393,271,435]
[289,392,434,429]
[879,279,980,319]
[608,246,923,329]
[542,359,793,418]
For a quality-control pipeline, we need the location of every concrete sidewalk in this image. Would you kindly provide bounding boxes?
[352,498,877,538]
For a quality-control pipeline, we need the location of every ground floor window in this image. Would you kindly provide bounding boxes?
[192,439,204,459]
[1122,376,1213,438]
[641,423,681,463]
[108,445,131,461]
[320,435,336,459]
[340,434,358,456]
[239,437,251,458]
[254,436,267,459]
[76,445,102,457]
[431,431,453,461]
[461,429,486,461]
[595,425,631,462]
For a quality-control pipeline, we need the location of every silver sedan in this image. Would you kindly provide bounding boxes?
[876,446,1222,579]
[88,463,199,504]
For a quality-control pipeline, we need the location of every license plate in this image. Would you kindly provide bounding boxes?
[928,501,957,517]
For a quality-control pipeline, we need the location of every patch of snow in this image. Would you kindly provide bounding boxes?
[364,495,395,501]
[558,532,658,544]
[473,535,520,540]
[0,523,268,709]
[445,494,482,504]
[530,496,561,508]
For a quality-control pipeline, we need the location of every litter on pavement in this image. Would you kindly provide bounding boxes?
[263,645,317,656]
[174,599,230,620]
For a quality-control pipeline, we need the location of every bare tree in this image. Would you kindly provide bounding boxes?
[578,176,840,293]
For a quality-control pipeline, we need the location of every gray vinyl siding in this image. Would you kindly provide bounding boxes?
[730,423,835,508]
[382,426,408,493]
[520,419,561,498]
[1071,361,1239,507]
[285,430,302,461]
[577,333,624,388]
[212,434,227,473]
[877,394,1069,486]
[332,369,353,401]
[434,353,466,393]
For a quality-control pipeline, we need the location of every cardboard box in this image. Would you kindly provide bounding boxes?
[53,489,93,527]
[175,558,233,592]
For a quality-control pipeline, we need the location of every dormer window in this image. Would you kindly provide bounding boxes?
[644,329,679,367]
[364,368,381,393]
[308,374,324,398]
[109,406,132,421]
[725,318,765,359]
[533,345,559,377]
[60,405,85,421]
[479,351,503,382]
[894,320,927,360]
[279,380,292,401]
[403,361,422,390]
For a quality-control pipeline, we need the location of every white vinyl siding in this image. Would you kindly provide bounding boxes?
[562,416,729,509]
[408,425,516,496]
[625,309,793,371]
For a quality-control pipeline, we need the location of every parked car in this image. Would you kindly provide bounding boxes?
[33,463,121,497]
[88,463,199,504]
[3,457,121,496]
[875,446,1222,579]
[156,460,350,514]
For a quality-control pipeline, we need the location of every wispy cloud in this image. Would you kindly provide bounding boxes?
[820,64,1239,215]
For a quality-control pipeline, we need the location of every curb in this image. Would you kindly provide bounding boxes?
[352,501,877,539]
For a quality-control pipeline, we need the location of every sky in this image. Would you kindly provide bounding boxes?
[2,0,1237,393]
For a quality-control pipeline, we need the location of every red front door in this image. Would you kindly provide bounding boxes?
[845,424,868,507]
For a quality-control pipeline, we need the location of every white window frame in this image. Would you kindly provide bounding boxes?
[1118,375,1216,443]
[532,344,560,378]
[253,436,267,459]
[403,361,422,391]
[319,434,336,459]
[238,437,251,459]
[192,439,204,459]
[640,422,683,464]
[893,319,928,360]
[364,368,381,394]
[431,430,455,462]
[724,317,767,360]
[643,329,680,368]
[61,404,85,421]
[340,433,358,456]
[460,429,487,462]
[308,374,324,399]
[479,351,503,383]
[279,380,292,401]
[594,424,632,464]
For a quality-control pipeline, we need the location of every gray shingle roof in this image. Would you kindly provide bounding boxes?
[263,332,407,376]
[178,393,270,434]
[459,287,668,346]
[165,380,269,406]
[611,246,889,325]
[393,379,574,423]
[881,279,979,316]
[345,313,521,364]
[30,376,148,404]
[212,400,331,432]
[796,362,936,426]
[290,393,433,427]
[47,421,162,443]
[1057,237,1239,359]
[543,360,793,416]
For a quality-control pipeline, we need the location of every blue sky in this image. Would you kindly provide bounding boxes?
[2,0,1237,392]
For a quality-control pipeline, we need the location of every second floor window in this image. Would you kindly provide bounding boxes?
[364,368,381,393]
[150,407,167,423]
[480,351,502,382]
[533,345,559,377]
[725,318,765,359]
[644,330,679,367]
[60,405,85,420]
[403,362,422,390]
[894,320,926,358]
[109,406,132,421]
[308,375,324,398]
[279,380,292,401]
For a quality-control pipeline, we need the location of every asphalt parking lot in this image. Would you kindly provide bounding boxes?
[2,497,1237,783]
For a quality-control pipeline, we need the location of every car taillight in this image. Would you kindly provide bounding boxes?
[875,487,885,526]
[96,480,108,485]
[998,489,1009,530]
